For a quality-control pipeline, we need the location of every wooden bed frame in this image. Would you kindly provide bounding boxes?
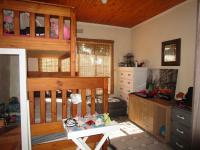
[0,0,109,149]
[28,77,108,150]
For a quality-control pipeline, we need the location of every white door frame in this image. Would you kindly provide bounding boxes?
[0,48,31,150]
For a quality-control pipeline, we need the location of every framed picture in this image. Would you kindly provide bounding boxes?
[161,38,181,66]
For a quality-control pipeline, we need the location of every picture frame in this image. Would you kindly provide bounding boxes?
[161,38,181,66]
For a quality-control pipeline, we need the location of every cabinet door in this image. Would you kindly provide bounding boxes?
[128,96,143,125]
[142,102,154,133]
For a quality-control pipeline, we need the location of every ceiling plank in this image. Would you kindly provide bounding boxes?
[26,0,185,28]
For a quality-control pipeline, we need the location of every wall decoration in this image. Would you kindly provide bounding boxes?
[3,10,14,34]
[146,69,178,100]
[64,19,70,40]
[161,38,181,66]
[50,17,59,38]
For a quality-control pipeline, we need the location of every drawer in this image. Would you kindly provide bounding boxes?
[120,72,126,78]
[119,91,129,102]
[119,79,133,87]
[172,121,191,142]
[172,108,192,127]
[120,87,133,93]
[125,72,133,79]
[120,71,133,80]
[171,135,191,150]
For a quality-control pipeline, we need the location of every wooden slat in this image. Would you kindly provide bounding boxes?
[28,91,35,124]
[91,89,96,115]
[14,10,19,35]
[59,16,64,40]
[27,71,78,78]
[62,89,67,119]
[51,90,57,122]
[0,36,70,51]
[40,91,46,123]
[45,14,50,38]
[0,9,3,35]
[81,89,86,117]
[71,89,77,117]
[0,0,71,17]
[28,77,107,91]
[58,59,61,72]
[72,104,77,117]
[30,13,35,37]
[70,9,76,76]
[31,122,64,136]
[103,78,108,113]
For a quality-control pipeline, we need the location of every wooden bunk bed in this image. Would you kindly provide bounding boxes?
[0,0,109,149]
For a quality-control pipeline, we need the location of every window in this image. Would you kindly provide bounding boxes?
[77,38,114,93]
[39,58,58,72]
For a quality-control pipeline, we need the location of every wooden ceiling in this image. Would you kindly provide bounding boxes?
[30,0,185,28]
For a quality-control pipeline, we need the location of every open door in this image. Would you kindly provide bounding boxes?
[0,48,30,150]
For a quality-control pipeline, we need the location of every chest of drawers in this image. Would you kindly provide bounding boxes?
[119,67,147,102]
[171,107,192,150]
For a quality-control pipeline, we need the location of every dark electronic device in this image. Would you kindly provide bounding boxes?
[183,87,193,106]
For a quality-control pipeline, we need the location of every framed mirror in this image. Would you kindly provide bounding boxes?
[161,38,181,66]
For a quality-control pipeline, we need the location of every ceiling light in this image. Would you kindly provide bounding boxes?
[101,0,108,4]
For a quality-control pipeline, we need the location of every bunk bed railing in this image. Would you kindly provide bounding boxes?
[28,77,108,137]
[0,0,75,51]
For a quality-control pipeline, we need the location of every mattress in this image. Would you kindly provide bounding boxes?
[34,97,92,123]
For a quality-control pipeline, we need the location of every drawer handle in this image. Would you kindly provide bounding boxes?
[176,128,184,134]
[121,73,123,75]
[128,82,130,84]
[128,74,131,76]
[175,142,184,149]
[177,115,185,120]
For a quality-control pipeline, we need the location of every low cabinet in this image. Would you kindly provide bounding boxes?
[128,94,172,143]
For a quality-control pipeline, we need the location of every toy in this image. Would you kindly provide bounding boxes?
[103,113,111,125]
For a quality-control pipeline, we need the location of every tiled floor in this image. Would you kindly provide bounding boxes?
[108,116,173,150]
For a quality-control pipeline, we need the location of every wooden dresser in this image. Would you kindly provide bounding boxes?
[128,94,172,143]
[119,67,147,102]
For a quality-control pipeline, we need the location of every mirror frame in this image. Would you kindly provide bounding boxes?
[0,48,31,149]
[161,38,181,66]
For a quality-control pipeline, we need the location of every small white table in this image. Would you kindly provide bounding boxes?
[63,118,119,150]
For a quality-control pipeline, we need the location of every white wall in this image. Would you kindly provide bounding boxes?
[131,0,197,93]
[77,22,132,95]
